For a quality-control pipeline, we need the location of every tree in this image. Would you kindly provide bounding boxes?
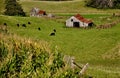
[4,0,26,16]
[113,0,120,9]
[85,0,120,9]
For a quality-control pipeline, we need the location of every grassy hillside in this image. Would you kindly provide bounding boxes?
[20,0,120,15]
[0,14,120,77]
[0,0,120,78]
[0,31,84,78]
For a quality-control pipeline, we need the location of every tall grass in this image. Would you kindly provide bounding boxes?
[0,32,86,78]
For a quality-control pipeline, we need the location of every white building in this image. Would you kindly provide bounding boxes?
[66,14,93,28]
[30,7,47,17]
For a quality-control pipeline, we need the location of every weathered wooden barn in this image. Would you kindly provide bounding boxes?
[38,10,47,16]
[30,7,47,17]
[66,14,93,28]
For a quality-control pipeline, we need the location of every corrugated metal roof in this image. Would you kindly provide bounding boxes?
[38,10,46,14]
[74,14,92,23]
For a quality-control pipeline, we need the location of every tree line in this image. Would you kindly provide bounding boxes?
[85,0,120,9]
[3,0,120,17]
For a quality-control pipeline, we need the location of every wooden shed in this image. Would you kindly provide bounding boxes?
[37,10,47,16]
[66,14,93,28]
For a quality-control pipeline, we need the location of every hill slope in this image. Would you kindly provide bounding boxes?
[0,0,120,78]
[0,14,120,77]
[20,0,120,14]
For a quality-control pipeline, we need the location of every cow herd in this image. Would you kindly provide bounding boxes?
[1,22,57,36]
[16,22,31,28]
[1,15,120,36]
[50,29,56,36]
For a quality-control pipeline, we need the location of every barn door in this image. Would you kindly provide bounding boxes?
[88,23,93,27]
[73,22,79,27]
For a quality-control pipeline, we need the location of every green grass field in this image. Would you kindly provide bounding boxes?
[20,0,120,15]
[0,0,120,78]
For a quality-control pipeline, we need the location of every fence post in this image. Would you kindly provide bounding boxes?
[79,63,89,76]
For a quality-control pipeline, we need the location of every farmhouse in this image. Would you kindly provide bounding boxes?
[66,14,93,28]
[30,7,47,17]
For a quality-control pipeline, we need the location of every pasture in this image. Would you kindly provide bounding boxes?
[0,13,120,77]
[0,0,120,77]
[20,0,120,15]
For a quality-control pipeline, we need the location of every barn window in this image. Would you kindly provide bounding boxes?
[71,19,73,22]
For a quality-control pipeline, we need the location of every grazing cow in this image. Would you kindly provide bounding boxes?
[28,22,31,25]
[22,24,26,27]
[17,24,20,27]
[3,23,7,26]
[50,32,55,36]
[89,76,93,78]
[38,27,41,31]
[53,29,56,32]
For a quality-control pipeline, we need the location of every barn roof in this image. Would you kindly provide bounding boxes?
[37,10,46,14]
[74,14,92,23]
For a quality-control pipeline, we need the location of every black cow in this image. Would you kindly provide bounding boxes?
[38,27,41,31]
[28,22,31,25]
[17,24,20,27]
[50,32,55,36]
[53,29,56,32]
[3,23,7,26]
[22,24,26,27]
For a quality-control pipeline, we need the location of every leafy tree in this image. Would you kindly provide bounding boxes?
[113,0,120,9]
[85,0,120,9]
[4,0,26,16]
